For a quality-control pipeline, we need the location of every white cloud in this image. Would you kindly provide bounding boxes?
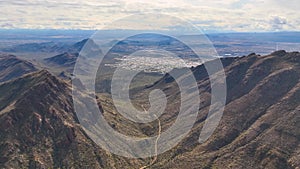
[0,0,299,31]
[270,16,288,30]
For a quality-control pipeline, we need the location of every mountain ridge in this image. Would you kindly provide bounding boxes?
[0,53,37,83]
[128,50,300,168]
[0,51,299,168]
[0,70,143,168]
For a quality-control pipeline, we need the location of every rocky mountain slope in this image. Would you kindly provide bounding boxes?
[0,54,37,83]
[0,70,143,168]
[44,52,78,67]
[42,39,102,78]
[130,50,300,169]
[0,51,299,168]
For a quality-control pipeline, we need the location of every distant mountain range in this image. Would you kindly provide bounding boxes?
[2,39,91,54]
[44,52,79,67]
[0,50,298,168]
[1,31,300,58]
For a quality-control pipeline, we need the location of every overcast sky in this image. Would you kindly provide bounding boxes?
[0,0,299,32]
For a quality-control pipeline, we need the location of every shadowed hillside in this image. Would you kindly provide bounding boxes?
[130,51,300,168]
[0,51,299,168]
[0,54,37,83]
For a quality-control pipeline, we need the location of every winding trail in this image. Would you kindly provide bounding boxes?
[139,106,162,169]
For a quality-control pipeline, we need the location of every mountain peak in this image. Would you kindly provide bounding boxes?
[44,52,78,67]
[271,50,287,56]
[0,53,37,82]
[31,69,55,80]
[72,38,99,52]
[27,69,68,87]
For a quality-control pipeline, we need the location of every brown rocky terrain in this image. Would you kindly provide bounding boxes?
[0,54,37,83]
[130,50,300,169]
[0,51,299,168]
[0,70,143,168]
